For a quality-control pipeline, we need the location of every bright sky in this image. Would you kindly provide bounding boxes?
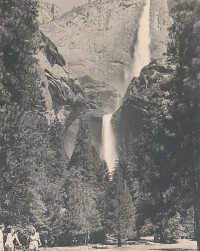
[44,0,91,13]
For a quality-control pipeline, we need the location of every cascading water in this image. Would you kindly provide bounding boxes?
[102,0,151,173]
[132,0,151,77]
[102,114,117,173]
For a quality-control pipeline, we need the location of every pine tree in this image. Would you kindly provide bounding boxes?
[166,2,200,248]
[106,160,136,246]
[63,169,103,243]
[0,0,64,232]
[69,120,109,189]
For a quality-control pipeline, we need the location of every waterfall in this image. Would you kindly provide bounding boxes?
[102,0,151,173]
[102,114,117,173]
[132,0,151,77]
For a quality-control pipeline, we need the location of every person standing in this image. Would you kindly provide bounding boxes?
[5,228,21,251]
[29,228,41,251]
[0,224,5,251]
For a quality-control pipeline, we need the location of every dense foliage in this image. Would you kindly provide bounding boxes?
[0,0,109,246]
[114,0,200,248]
[0,0,67,241]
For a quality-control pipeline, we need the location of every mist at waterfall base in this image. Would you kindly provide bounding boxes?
[101,0,151,173]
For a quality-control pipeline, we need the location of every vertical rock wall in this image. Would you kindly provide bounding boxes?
[40,0,173,93]
[150,0,173,65]
[40,0,145,94]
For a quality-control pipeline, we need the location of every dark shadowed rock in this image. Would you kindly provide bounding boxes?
[112,61,175,157]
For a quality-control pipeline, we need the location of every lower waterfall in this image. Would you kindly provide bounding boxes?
[102,114,117,173]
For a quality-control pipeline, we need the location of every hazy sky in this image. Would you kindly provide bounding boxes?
[45,0,90,13]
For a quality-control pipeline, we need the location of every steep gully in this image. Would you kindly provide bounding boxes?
[101,0,151,173]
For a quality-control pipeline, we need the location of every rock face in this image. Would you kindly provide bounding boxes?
[79,75,119,113]
[64,119,80,159]
[38,0,60,24]
[112,61,174,159]
[84,112,104,156]
[40,0,145,94]
[35,31,86,124]
[40,0,172,94]
[150,0,173,65]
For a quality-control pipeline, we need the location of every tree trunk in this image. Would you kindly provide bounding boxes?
[192,146,200,251]
[194,198,200,251]
[87,231,90,244]
[117,233,122,247]
[194,187,200,251]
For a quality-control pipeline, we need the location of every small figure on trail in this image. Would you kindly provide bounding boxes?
[5,228,21,251]
[0,224,5,251]
[28,228,41,251]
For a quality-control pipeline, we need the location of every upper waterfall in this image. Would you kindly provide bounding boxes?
[132,0,151,77]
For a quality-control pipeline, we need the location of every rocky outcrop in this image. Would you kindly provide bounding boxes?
[38,1,60,24]
[40,0,145,94]
[112,61,175,157]
[84,112,103,156]
[64,119,80,159]
[79,75,119,113]
[150,0,173,65]
[35,31,86,124]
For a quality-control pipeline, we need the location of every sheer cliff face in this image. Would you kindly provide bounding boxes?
[40,0,172,94]
[40,0,145,94]
[150,0,173,65]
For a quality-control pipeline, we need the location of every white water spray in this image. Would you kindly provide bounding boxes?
[132,0,151,77]
[102,0,151,173]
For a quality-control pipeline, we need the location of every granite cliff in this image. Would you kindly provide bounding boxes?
[38,0,61,24]
[35,31,86,124]
[40,0,145,94]
[150,0,173,65]
[40,0,172,94]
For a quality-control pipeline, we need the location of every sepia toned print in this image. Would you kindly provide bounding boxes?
[0,0,199,251]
